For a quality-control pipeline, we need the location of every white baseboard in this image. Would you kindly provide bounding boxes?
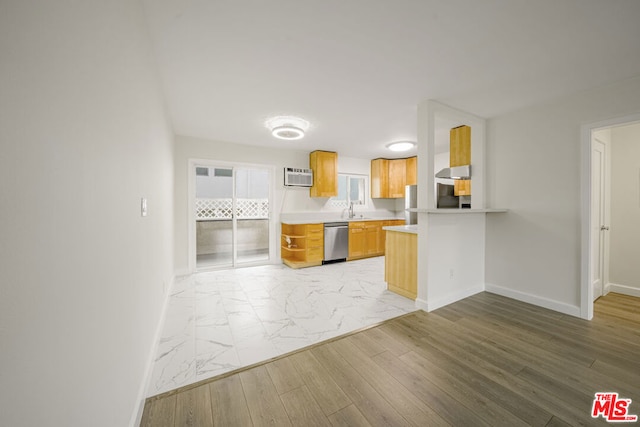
[130,276,176,427]
[174,267,190,277]
[606,283,640,298]
[415,285,484,312]
[485,283,581,317]
[415,297,429,312]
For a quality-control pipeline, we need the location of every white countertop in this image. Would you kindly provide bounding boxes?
[409,208,508,214]
[383,224,418,234]
[281,216,404,225]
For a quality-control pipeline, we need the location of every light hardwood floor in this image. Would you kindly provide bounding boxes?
[141,292,640,426]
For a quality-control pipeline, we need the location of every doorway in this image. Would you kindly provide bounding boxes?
[590,133,609,301]
[189,161,274,271]
[582,114,640,319]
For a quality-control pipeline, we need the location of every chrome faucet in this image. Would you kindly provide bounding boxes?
[348,201,354,218]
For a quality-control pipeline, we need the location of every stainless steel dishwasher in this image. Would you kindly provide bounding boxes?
[323,222,349,264]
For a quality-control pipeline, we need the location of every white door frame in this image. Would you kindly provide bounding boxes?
[187,158,277,273]
[580,112,640,319]
[590,136,608,301]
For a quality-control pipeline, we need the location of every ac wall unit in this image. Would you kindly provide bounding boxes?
[284,167,313,187]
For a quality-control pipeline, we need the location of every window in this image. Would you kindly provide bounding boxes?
[195,167,209,176]
[330,174,367,208]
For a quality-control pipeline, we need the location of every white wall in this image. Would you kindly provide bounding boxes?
[421,213,486,310]
[174,135,398,272]
[609,122,640,291]
[485,75,640,315]
[0,2,174,427]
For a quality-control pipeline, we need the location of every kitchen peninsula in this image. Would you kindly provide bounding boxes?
[383,224,417,299]
[381,100,508,311]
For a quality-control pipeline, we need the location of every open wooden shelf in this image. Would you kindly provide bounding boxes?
[282,258,322,269]
[281,222,324,268]
[281,245,305,252]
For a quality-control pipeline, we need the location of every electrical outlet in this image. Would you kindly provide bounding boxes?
[449,269,454,279]
[141,198,148,217]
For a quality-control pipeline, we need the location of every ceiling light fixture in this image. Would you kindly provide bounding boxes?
[266,116,310,140]
[272,125,304,140]
[386,141,416,152]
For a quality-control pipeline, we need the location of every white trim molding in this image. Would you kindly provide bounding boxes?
[130,275,176,427]
[606,283,640,298]
[486,283,581,317]
[415,298,429,312]
[580,112,640,320]
[415,285,484,312]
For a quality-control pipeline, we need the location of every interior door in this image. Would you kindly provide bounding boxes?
[591,139,607,300]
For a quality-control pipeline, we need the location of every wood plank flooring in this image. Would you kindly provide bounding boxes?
[141,292,640,426]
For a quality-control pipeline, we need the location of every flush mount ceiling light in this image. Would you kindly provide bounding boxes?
[272,125,304,140]
[386,141,416,152]
[266,116,310,140]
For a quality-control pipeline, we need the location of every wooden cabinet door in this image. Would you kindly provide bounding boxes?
[305,223,324,262]
[372,158,414,198]
[364,222,381,256]
[454,180,471,196]
[450,125,471,167]
[379,221,388,255]
[388,159,406,198]
[370,159,389,198]
[405,156,417,186]
[385,231,417,299]
[348,223,365,259]
[450,125,471,196]
[310,150,337,197]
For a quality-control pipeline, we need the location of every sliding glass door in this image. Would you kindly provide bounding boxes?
[194,164,271,270]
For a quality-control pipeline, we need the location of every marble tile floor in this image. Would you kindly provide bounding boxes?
[148,256,418,396]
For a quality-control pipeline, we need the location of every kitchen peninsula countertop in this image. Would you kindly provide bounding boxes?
[409,208,508,214]
[382,224,418,234]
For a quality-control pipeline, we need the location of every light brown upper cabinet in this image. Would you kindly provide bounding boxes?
[370,158,390,198]
[455,180,471,196]
[405,156,417,186]
[450,125,471,166]
[371,156,416,198]
[450,125,471,196]
[309,150,337,197]
[388,159,406,198]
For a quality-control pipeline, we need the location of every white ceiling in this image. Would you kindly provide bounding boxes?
[141,0,640,159]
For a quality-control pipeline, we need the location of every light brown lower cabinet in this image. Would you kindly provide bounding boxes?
[365,222,381,256]
[281,223,324,268]
[349,220,384,260]
[385,230,417,300]
[348,219,405,260]
[348,222,366,259]
[283,220,408,267]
